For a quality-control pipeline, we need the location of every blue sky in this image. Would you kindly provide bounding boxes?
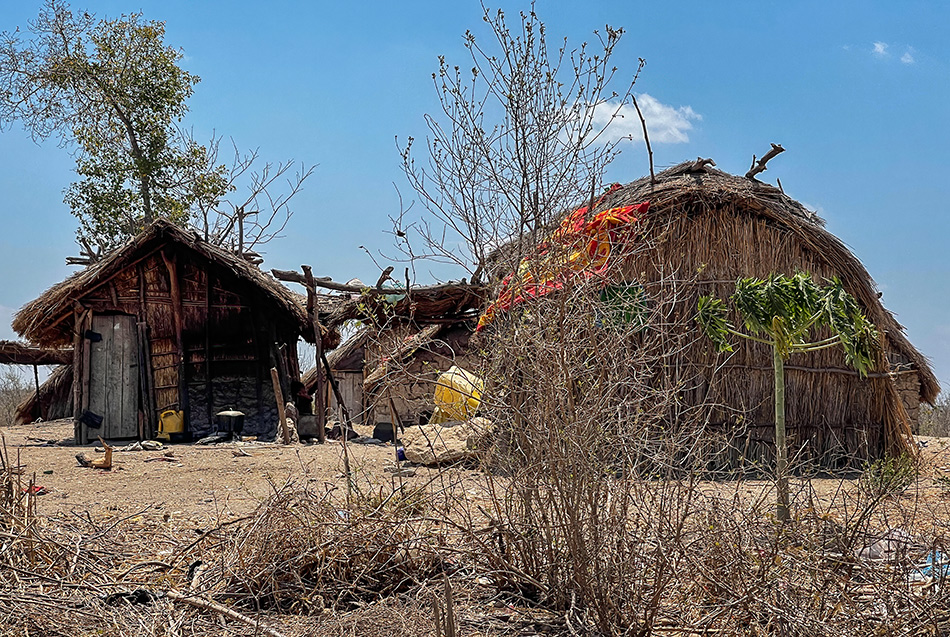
[1,0,948,391]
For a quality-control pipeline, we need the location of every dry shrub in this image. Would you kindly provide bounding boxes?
[0,365,30,426]
[467,270,714,633]
[206,485,445,614]
[920,392,950,437]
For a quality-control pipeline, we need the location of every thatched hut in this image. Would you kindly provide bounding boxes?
[305,283,484,428]
[483,160,937,468]
[12,219,339,443]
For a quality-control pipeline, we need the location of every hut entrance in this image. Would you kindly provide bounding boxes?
[86,314,139,441]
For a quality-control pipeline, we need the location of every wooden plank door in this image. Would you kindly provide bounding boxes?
[340,373,363,425]
[88,314,139,440]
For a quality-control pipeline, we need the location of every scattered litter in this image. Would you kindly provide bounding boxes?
[116,440,165,452]
[145,451,178,463]
[76,437,115,470]
[42,470,53,475]
[196,434,230,445]
[856,528,915,561]
[21,485,48,496]
[349,436,385,445]
[910,550,950,584]
[383,466,416,478]
[103,589,161,606]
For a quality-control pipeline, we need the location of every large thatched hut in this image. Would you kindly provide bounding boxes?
[13,219,339,443]
[483,160,937,468]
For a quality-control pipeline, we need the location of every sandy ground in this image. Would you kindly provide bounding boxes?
[5,418,950,534]
[0,419,462,528]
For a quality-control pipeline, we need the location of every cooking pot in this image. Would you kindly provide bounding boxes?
[215,408,245,435]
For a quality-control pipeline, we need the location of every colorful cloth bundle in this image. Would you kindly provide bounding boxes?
[477,199,648,331]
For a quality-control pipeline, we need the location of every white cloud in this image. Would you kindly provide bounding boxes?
[872,41,889,57]
[901,50,915,64]
[592,95,701,145]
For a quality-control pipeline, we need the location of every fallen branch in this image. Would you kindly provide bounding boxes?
[689,157,716,172]
[745,143,785,180]
[165,590,287,637]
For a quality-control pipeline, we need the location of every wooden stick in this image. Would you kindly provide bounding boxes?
[745,143,785,180]
[631,91,656,186]
[270,367,290,445]
[165,590,287,637]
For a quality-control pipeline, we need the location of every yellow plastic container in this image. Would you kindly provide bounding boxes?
[432,366,483,423]
[158,410,184,441]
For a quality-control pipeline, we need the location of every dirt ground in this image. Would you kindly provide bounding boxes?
[0,419,471,528]
[5,418,950,531]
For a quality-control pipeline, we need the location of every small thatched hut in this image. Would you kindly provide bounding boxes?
[305,282,484,428]
[484,160,937,467]
[13,219,339,443]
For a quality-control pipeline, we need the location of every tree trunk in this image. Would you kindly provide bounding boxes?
[773,346,790,522]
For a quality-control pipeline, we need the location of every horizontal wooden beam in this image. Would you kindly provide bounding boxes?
[0,341,73,366]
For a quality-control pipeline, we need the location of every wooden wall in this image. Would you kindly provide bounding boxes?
[72,244,300,440]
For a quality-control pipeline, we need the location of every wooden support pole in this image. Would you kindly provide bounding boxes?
[303,265,326,444]
[270,367,290,445]
[205,271,213,429]
[161,250,188,426]
[71,309,83,443]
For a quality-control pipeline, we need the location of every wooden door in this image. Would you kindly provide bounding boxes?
[88,314,139,440]
[330,372,363,425]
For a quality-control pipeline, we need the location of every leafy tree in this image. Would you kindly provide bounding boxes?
[697,272,879,521]
[0,1,310,257]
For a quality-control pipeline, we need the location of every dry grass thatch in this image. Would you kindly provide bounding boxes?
[479,160,938,463]
[0,341,72,366]
[325,283,485,329]
[14,365,73,425]
[12,219,322,348]
[594,160,937,403]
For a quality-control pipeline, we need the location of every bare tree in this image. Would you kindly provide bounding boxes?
[195,136,315,256]
[399,3,637,283]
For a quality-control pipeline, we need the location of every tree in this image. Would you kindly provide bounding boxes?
[398,4,637,282]
[0,1,310,257]
[697,272,879,521]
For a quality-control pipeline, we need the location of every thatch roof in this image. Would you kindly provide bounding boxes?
[325,282,485,329]
[0,340,72,366]
[582,160,938,404]
[13,219,323,347]
[14,364,72,424]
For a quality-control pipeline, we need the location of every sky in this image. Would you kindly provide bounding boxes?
[0,0,947,392]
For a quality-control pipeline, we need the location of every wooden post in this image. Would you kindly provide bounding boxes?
[71,308,83,443]
[31,365,40,420]
[205,271,213,430]
[162,250,188,427]
[79,309,92,445]
[135,323,154,439]
[303,266,326,443]
[270,367,290,444]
